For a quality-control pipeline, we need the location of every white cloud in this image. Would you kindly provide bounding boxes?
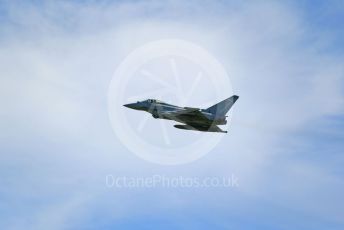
[0,0,343,228]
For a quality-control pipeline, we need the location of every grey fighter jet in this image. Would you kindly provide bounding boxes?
[123,95,239,133]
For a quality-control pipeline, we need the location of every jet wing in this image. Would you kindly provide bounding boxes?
[162,108,227,133]
[206,125,227,133]
[161,108,211,124]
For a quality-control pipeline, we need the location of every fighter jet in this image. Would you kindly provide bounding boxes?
[123,95,239,133]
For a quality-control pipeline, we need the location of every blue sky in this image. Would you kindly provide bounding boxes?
[0,0,343,229]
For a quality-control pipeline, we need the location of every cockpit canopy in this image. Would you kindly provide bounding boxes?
[147,99,155,103]
[147,99,162,103]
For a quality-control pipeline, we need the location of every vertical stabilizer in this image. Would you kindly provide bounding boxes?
[204,95,239,117]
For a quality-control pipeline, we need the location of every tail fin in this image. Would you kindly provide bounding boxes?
[204,95,239,117]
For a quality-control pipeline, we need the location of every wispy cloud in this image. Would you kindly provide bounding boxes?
[0,0,343,229]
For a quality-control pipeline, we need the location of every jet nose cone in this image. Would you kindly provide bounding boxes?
[123,103,140,110]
